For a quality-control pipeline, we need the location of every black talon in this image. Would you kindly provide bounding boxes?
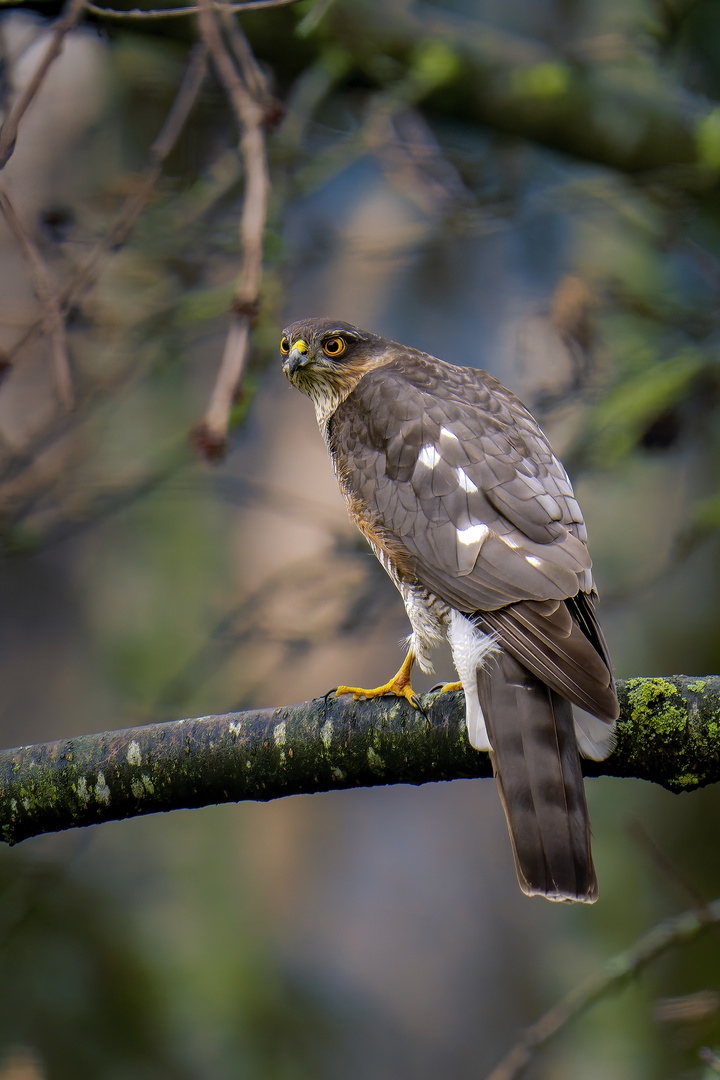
[412,694,429,720]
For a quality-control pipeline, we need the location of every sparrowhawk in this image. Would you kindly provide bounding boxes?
[281,317,618,903]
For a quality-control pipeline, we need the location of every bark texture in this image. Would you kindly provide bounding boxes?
[1,675,718,846]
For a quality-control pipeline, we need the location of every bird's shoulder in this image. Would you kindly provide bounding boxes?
[333,348,529,425]
[328,348,580,542]
[327,346,593,609]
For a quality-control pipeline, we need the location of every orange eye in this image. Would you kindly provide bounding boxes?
[280,336,290,355]
[323,336,346,358]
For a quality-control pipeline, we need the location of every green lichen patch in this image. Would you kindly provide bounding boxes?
[613,678,687,788]
[613,677,720,792]
[94,771,111,805]
[627,677,686,736]
[673,772,702,790]
[366,747,386,774]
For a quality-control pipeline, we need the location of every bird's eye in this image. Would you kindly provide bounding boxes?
[280,336,290,355]
[323,336,346,357]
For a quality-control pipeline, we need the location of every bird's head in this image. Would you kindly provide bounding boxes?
[280,317,384,422]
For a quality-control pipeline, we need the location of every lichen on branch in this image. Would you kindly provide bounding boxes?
[0,675,718,846]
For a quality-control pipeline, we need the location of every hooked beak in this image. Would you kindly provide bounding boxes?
[283,340,309,377]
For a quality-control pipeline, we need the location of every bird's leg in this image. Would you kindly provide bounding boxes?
[335,650,421,709]
[430,680,463,693]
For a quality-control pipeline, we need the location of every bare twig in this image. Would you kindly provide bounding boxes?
[0,0,88,170]
[25,438,193,549]
[294,0,336,36]
[366,105,470,217]
[0,181,72,408]
[219,8,269,101]
[64,41,209,309]
[194,0,269,457]
[654,990,720,1026]
[0,41,209,537]
[628,819,720,933]
[2,41,208,370]
[0,48,207,513]
[84,0,299,18]
[196,316,252,457]
[486,898,720,1080]
[700,1046,720,1073]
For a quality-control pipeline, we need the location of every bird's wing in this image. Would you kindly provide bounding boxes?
[329,352,617,723]
[331,353,592,608]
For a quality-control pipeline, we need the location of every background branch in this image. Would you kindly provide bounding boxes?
[62,40,210,312]
[1,675,718,846]
[194,0,270,458]
[84,0,300,17]
[2,38,209,374]
[0,181,72,408]
[485,897,720,1080]
[0,0,87,169]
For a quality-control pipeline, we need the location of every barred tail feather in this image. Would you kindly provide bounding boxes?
[477,651,598,903]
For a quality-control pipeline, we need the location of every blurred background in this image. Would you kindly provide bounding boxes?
[0,0,720,1076]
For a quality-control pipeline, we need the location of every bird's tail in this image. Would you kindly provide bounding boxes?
[477,651,598,903]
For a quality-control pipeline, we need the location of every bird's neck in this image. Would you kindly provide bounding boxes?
[312,387,347,428]
[303,354,391,427]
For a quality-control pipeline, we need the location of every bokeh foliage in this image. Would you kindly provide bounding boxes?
[0,0,719,1078]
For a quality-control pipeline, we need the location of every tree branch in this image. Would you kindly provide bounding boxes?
[0,0,87,170]
[61,41,209,310]
[0,41,208,375]
[485,896,720,1080]
[1,676,718,846]
[84,0,301,18]
[193,0,270,458]
[0,181,72,409]
[324,4,712,179]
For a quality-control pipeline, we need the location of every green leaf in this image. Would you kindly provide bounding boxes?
[582,349,706,465]
[696,107,720,170]
[691,492,720,535]
[512,62,572,100]
[228,375,258,430]
[409,41,461,91]
[176,283,236,326]
[295,0,338,38]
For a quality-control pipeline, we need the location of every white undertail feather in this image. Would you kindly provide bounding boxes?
[574,708,617,760]
[447,610,499,751]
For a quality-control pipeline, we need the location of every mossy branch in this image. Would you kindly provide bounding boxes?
[1,675,718,846]
[328,6,711,179]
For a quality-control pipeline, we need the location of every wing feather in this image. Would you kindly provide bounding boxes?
[329,350,616,718]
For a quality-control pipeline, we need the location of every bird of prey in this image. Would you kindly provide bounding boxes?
[281,317,618,903]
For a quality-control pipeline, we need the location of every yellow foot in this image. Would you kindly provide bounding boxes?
[335,651,421,709]
[431,680,462,693]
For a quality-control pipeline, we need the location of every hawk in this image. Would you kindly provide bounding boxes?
[281,317,618,903]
